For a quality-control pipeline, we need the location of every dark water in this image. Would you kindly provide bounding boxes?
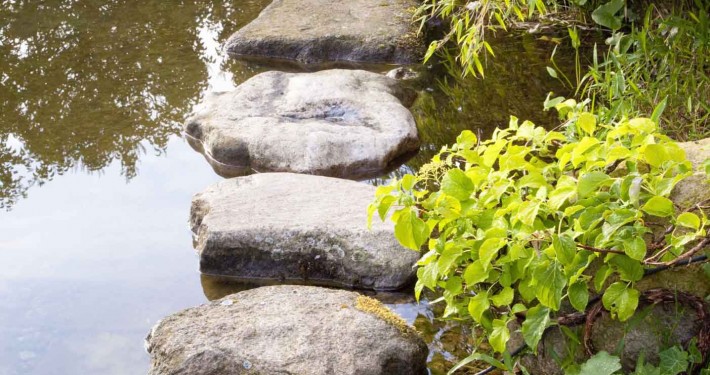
[0,1,571,374]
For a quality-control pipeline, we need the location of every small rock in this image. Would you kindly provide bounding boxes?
[145,285,428,375]
[386,67,420,80]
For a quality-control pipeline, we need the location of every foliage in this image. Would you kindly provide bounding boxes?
[569,343,707,375]
[419,0,710,138]
[578,2,710,140]
[369,99,709,370]
[415,0,549,77]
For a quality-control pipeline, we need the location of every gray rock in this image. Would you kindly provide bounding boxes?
[590,302,705,370]
[145,285,428,375]
[190,173,420,290]
[672,138,710,210]
[185,69,419,179]
[225,0,424,64]
[386,67,420,81]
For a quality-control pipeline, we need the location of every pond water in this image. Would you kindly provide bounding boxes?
[0,1,572,374]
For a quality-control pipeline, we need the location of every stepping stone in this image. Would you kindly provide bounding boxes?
[185,69,419,180]
[145,285,429,375]
[190,173,420,290]
[225,0,424,64]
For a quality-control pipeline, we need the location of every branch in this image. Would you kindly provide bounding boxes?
[576,244,624,255]
[644,236,710,267]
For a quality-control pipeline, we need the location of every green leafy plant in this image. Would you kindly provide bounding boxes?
[570,343,706,375]
[369,99,709,370]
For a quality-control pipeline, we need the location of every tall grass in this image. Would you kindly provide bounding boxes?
[579,1,710,140]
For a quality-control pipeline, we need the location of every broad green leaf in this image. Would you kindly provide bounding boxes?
[602,282,640,321]
[490,319,510,353]
[623,237,647,261]
[578,172,611,198]
[483,140,506,167]
[644,144,670,168]
[569,281,589,312]
[441,168,475,201]
[377,195,396,221]
[578,351,622,375]
[464,260,490,285]
[456,130,478,149]
[549,186,576,210]
[594,264,612,291]
[572,137,601,167]
[642,196,675,217]
[609,254,644,282]
[553,233,576,265]
[533,261,566,310]
[479,238,506,270]
[516,200,540,227]
[491,287,514,307]
[676,212,701,230]
[577,112,597,135]
[437,243,463,275]
[401,174,416,191]
[659,346,689,375]
[468,292,490,322]
[521,304,550,352]
[417,263,438,289]
[395,209,428,250]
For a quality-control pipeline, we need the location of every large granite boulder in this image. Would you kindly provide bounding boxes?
[185,69,419,179]
[190,173,420,290]
[145,285,429,375]
[225,0,424,64]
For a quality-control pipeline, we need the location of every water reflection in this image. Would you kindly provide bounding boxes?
[0,0,271,209]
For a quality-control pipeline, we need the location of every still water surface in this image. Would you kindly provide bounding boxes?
[0,1,570,373]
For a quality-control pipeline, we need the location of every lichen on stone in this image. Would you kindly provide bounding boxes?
[355,295,413,334]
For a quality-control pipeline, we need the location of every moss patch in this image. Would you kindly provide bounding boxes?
[355,295,413,334]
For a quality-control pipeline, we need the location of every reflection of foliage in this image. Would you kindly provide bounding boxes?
[406,33,574,173]
[0,0,268,209]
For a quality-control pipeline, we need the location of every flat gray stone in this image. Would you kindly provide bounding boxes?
[190,173,420,290]
[225,0,424,64]
[185,69,419,179]
[145,285,428,375]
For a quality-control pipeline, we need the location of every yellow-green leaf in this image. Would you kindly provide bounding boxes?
[468,292,490,322]
[642,196,675,217]
[578,112,597,135]
[602,282,639,321]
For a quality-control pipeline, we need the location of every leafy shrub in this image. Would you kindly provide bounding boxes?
[368,99,709,367]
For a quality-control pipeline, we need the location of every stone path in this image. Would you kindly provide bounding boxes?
[149,0,428,373]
